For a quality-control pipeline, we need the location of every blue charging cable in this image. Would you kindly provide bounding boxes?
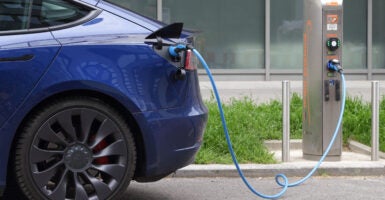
[171,45,346,199]
[193,48,346,198]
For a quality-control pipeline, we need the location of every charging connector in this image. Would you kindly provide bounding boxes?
[327,59,343,72]
[169,44,187,57]
[168,44,195,81]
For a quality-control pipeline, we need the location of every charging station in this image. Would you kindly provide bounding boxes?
[303,0,343,161]
[163,1,346,196]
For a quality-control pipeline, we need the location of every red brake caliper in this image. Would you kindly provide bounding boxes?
[93,138,110,165]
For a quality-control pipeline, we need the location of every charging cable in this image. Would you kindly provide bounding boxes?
[170,44,346,199]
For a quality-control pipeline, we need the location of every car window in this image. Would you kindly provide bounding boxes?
[0,0,91,31]
[30,0,90,28]
[0,0,32,31]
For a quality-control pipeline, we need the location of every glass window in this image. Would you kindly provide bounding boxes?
[343,0,367,69]
[0,0,91,31]
[0,0,32,31]
[106,0,157,19]
[373,0,385,69]
[30,0,90,29]
[163,0,265,69]
[270,0,303,69]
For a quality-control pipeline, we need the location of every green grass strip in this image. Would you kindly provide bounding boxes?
[195,94,385,164]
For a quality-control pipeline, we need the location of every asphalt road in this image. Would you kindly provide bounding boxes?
[122,177,385,200]
[2,176,384,199]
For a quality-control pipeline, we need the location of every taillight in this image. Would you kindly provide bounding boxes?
[185,50,197,70]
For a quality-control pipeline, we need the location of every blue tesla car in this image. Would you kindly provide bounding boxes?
[0,0,207,199]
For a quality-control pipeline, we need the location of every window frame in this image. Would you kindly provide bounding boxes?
[0,0,101,36]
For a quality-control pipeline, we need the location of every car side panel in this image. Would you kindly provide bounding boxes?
[0,32,60,190]
[0,33,60,127]
[50,11,189,112]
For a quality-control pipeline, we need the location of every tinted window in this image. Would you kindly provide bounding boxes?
[0,0,32,31]
[0,0,91,31]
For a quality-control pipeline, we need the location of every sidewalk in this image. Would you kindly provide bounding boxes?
[199,80,383,103]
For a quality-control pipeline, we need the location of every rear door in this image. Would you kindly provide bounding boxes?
[0,0,60,126]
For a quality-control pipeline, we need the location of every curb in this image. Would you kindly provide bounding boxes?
[348,140,385,159]
[174,140,385,178]
[174,162,385,178]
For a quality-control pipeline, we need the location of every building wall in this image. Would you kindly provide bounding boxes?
[124,0,385,80]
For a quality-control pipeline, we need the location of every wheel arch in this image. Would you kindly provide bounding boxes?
[6,89,147,190]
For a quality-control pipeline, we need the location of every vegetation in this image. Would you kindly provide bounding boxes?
[195,94,385,164]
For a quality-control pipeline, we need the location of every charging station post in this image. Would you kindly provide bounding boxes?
[303,0,343,161]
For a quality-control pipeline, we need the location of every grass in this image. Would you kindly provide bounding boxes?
[195,94,385,164]
[195,97,278,164]
[343,96,385,149]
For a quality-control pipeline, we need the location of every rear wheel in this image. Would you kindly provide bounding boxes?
[14,97,136,200]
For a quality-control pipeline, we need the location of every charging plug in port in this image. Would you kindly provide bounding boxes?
[327,59,342,72]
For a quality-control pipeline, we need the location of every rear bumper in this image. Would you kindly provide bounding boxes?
[130,66,208,181]
[133,104,207,181]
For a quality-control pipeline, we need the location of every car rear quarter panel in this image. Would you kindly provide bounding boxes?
[46,10,207,177]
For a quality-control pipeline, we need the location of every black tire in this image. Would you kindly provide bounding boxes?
[14,96,136,200]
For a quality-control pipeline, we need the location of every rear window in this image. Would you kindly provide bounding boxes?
[0,0,92,31]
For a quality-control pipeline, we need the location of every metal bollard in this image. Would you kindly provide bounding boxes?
[371,81,380,161]
[282,81,290,162]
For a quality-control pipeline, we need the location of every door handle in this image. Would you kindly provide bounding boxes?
[0,54,34,62]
